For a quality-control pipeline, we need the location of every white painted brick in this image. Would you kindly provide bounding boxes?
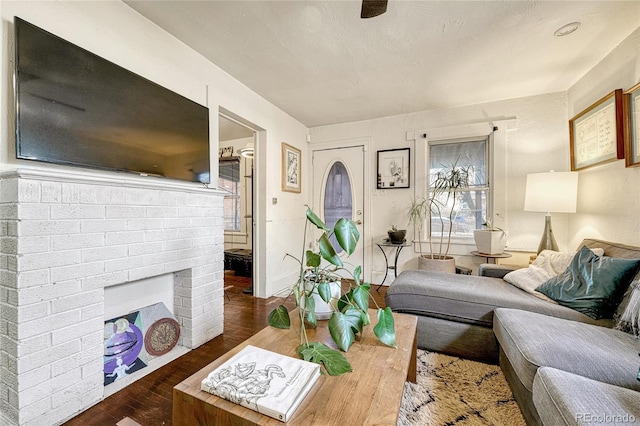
[18,251,80,272]
[82,245,127,263]
[40,181,62,203]
[18,204,50,220]
[17,364,50,392]
[80,218,126,233]
[105,205,146,218]
[15,270,49,289]
[158,190,178,205]
[1,336,17,358]
[19,309,79,341]
[81,331,103,351]
[16,236,50,255]
[81,271,128,291]
[146,206,178,217]
[0,204,18,220]
[124,188,161,205]
[80,302,103,322]
[50,205,105,220]
[105,230,145,245]
[18,280,80,306]
[80,185,124,205]
[18,181,41,203]
[17,220,80,237]
[126,218,164,231]
[1,237,17,255]
[20,368,80,408]
[61,184,80,203]
[50,373,100,410]
[52,289,102,314]
[17,302,50,323]
[6,221,18,237]
[164,239,191,251]
[163,259,195,273]
[128,241,163,256]
[129,264,166,282]
[163,218,188,229]
[51,233,105,251]
[50,262,104,283]
[52,316,102,346]
[51,347,101,378]
[104,255,145,273]
[17,334,49,359]
[145,228,178,242]
[81,357,103,380]
[144,251,176,266]
[19,339,81,375]
[0,178,19,203]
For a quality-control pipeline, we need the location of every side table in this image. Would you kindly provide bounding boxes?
[470,250,512,264]
[375,240,410,290]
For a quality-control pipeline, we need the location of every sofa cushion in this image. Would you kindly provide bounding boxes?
[494,308,640,394]
[536,246,640,319]
[533,367,640,426]
[386,270,611,328]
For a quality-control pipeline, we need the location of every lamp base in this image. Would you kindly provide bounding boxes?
[537,215,558,254]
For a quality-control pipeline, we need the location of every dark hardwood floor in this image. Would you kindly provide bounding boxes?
[64,276,388,426]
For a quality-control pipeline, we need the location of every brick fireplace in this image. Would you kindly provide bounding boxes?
[0,168,225,426]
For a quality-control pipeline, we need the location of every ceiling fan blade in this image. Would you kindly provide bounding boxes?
[361,0,388,19]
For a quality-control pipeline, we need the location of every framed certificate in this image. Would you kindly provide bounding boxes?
[569,89,624,171]
[623,82,640,168]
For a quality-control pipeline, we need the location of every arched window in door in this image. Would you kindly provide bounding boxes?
[323,161,352,253]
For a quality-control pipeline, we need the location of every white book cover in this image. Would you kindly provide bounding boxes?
[201,345,321,422]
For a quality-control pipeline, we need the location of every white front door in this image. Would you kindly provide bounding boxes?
[312,145,365,279]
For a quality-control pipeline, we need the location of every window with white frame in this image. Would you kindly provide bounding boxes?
[428,137,489,239]
[219,158,241,232]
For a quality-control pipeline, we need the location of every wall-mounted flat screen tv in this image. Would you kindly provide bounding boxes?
[14,17,211,183]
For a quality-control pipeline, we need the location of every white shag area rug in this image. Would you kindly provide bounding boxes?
[398,350,526,426]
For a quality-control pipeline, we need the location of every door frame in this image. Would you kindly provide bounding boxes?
[311,137,372,284]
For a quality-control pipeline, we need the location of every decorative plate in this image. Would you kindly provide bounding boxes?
[144,317,180,356]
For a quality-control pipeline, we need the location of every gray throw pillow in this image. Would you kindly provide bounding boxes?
[536,246,640,320]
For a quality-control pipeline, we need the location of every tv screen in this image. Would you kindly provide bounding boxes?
[14,17,211,183]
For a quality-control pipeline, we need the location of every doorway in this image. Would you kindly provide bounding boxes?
[219,114,255,294]
[312,141,369,280]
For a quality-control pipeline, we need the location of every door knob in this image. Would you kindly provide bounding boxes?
[355,220,363,225]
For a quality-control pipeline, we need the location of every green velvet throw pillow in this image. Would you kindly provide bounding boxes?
[536,246,640,319]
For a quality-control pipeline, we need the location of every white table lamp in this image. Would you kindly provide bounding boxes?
[524,171,578,254]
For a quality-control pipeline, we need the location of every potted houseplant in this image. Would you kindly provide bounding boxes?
[473,217,507,255]
[407,160,472,273]
[268,207,397,376]
[387,225,406,244]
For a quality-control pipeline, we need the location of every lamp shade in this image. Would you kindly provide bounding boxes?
[524,171,578,213]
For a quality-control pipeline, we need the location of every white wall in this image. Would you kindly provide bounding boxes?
[567,28,640,249]
[0,1,310,298]
[311,91,570,276]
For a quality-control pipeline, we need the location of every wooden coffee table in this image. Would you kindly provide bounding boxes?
[173,309,417,425]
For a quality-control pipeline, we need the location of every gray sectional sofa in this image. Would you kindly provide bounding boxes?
[386,239,640,425]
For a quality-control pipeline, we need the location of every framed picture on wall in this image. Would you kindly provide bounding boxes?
[569,89,624,171]
[377,148,410,189]
[281,142,301,193]
[623,81,640,168]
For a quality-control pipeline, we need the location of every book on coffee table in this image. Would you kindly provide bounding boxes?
[200,345,321,422]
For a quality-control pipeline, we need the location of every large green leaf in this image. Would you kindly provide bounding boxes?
[334,218,360,255]
[306,250,321,267]
[318,233,343,267]
[337,289,353,312]
[317,282,332,303]
[353,265,362,286]
[306,208,329,231]
[351,285,369,312]
[297,342,352,376]
[268,305,291,329]
[304,296,317,327]
[373,307,397,348]
[328,308,363,351]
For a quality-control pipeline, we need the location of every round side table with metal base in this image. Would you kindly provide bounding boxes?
[470,251,512,264]
[375,240,411,291]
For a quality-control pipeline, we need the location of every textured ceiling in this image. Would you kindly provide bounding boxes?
[125,0,640,128]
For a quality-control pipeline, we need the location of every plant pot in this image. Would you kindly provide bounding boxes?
[387,229,406,244]
[301,279,341,320]
[473,230,507,255]
[417,255,456,273]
